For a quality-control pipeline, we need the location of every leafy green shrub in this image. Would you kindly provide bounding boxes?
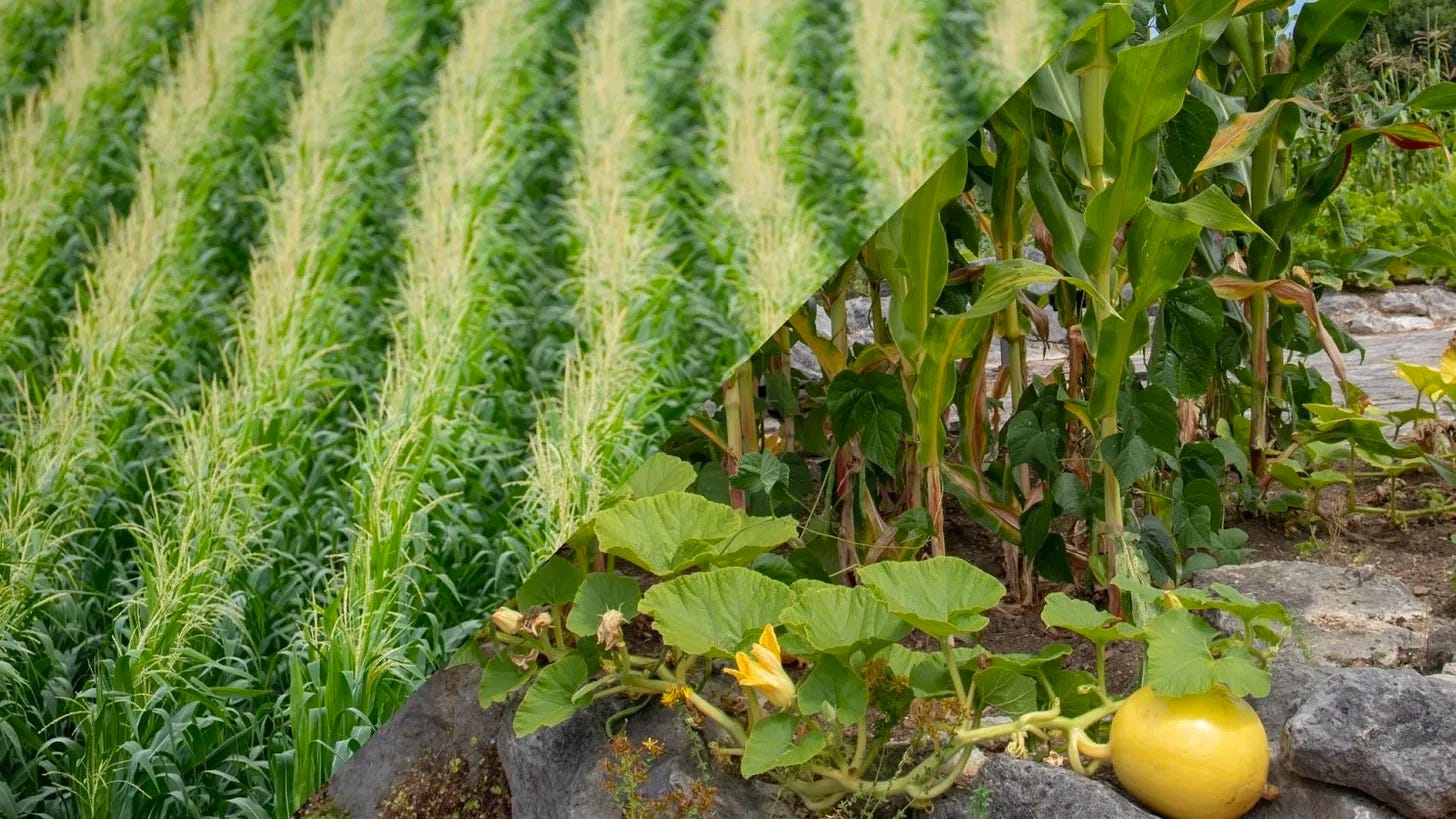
[1298,170,1456,288]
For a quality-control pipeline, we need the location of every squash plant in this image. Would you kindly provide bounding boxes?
[466,453,1289,814]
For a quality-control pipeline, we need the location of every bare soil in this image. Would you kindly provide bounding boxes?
[940,508,1146,695]
[1238,473,1456,621]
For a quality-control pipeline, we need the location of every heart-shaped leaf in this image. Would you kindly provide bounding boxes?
[639,567,792,658]
[741,713,827,777]
[516,556,585,609]
[1041,593,1140,645]
[858,558,1005,639]
[513,654,589,736]
[971,667,1039,718]
[566,572,640,639]
[627,452,697,498]
[779,584,910,657]
[797,656,868,725]
[479,652,532,707]
[595,492,796,576]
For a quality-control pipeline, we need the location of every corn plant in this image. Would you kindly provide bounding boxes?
[850,0,962,214]
[708,0,828,342]
[785,0,871,262]
[699,0,1453,620]
[65,0,439,813]
[1184,0,1449,478]
[280,0,582,809]
[0,0,196,420]
[703,0,832,507]
[516,0,692,560]
[0,0,86,119]
[0,0,322,810]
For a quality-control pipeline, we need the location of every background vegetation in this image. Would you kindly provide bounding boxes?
[0,0,1097,815]
[1300,0,1456,286]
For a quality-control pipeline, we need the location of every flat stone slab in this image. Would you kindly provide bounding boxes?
[1193,561,1429,669]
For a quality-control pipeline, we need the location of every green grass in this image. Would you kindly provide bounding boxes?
[59,0,445,813]
[0,0,196,421]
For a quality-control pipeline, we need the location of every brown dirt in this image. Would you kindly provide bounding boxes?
[374,742,512,819]
[1238,472,1456,620]
[940,508,1146,696]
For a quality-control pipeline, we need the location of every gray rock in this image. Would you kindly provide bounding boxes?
[789,341,822,381]
[1247,743,1399,818]
[312,663,509,818]
[1345,311,1396,335]
[1429,617,1456,671]
[1421,286,1456,323]
[1389,314,1437,332]
[1284,668,1456,818]
[932,754,1155,819]
[1320,292,1370,317]
[1252,658,1331,737]
[1377,289,1429,316]
[1193,561,1429,669]
[497,697,793,819]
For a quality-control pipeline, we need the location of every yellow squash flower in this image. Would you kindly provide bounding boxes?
[725,625,796,710]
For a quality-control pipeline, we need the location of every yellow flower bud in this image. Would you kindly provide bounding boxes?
[491,607,523,635]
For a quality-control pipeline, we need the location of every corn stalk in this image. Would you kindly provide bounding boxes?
[71,0,432,812]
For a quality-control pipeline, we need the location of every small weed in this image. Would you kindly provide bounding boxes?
[600,733,718,819]
[1295,537,1331,558]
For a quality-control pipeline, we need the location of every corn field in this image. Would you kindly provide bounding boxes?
[0,0,1093,814]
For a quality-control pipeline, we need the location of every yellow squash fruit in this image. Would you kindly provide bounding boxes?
[1109,684,1269,819]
